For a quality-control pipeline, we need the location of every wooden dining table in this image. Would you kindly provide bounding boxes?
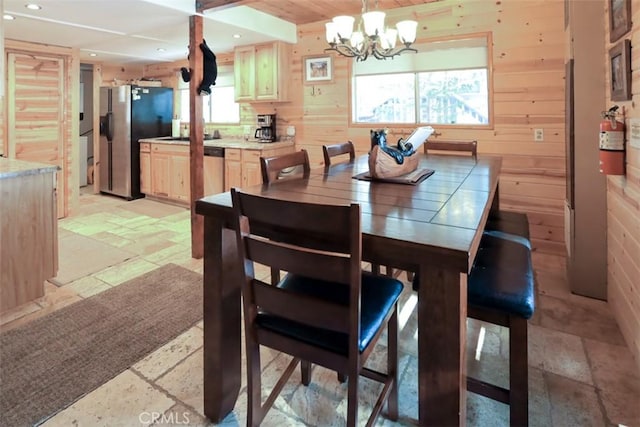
[195,152,502,426]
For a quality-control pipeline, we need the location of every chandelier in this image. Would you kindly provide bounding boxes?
[324,0,418,61]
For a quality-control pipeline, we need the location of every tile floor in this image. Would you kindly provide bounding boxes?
[1,190,639,427]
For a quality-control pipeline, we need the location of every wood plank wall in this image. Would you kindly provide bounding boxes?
[286,0,567,257]
[142,1,567,257]
[606,0,640,371]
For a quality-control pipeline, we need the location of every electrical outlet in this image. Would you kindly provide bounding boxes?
[534,128,544,141]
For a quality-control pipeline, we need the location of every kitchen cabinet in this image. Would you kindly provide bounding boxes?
[140,143,151,194]
[224,145,295,191]
[234,41,291,102]
[142,143,190,205]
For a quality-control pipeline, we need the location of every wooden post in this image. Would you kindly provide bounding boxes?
[189,15,204,259]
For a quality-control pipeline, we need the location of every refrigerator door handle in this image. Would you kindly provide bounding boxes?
[105,112,114,142]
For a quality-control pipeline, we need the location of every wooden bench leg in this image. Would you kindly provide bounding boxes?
[509,316,528,427]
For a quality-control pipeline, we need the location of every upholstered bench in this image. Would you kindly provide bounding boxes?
[466,231,535,427]
[486,210,530,240]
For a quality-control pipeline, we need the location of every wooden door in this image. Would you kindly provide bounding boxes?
[151,152,170,197]
[140,151,151,194]
[7,52,66,218]
[234,46,255,101]
[170,154,190,202]
[255,43,276,101]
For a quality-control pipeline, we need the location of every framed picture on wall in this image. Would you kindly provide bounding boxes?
[303,55,333,84]
[609,0,631,43]
[609,39,631,101]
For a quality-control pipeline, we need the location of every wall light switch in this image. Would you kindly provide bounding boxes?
[534,128,544,141]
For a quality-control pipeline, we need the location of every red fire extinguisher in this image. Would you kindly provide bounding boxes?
[599,105,625,175]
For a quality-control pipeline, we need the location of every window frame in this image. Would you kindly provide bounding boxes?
[348,31,494,130]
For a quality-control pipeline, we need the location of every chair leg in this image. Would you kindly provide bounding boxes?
[371,264,381,275]
[347,360,359,426]
[387,307,399,421]
[270,267,280,285]
[385,266,394,277]
[509,316,529,427]
[337,372,347,383]
[406,271,414,282]
[301,360,311,386]
[246,339,262,427]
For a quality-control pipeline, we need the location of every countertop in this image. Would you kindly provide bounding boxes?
[139,137,295,150]
[0,157,59,179]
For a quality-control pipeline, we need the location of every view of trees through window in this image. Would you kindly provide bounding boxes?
[179,86,240,123]
[354,68,488,125]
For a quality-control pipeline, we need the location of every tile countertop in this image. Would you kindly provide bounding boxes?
[0,157,59,179]
[139,137,295,150]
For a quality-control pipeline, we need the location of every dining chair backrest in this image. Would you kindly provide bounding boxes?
[322,141,355,166]
[424,140,478,159]
[231,187,400,426]
[260,150,311,184]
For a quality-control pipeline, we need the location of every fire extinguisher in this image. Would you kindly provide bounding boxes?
[599,105,625,175]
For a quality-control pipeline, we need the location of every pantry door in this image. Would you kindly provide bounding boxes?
[7,51,67,218]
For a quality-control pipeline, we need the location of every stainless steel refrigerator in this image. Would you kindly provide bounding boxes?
[99,85,173,199]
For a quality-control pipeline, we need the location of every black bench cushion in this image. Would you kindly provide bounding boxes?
[468,233,535,319]
[486,211,530,240]
[256,272,404,355]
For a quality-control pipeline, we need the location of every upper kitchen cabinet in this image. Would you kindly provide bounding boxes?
[234,41,291,103]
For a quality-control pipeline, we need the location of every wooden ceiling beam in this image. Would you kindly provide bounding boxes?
[196,0,255,13]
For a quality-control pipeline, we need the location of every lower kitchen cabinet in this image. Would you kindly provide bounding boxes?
[224,145,295,191]
[141,143,190,204]
[140,143,151,194]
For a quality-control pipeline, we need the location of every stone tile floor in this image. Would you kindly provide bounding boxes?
[1,190,639,426]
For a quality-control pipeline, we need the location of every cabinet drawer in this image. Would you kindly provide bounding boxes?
[226,149,242,161]
[242,150,261,163]
[140,143,151,153]
[152,144,188,155]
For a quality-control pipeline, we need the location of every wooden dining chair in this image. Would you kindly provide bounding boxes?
[322,141,355,166]
[412,230,535,427]
[259,149,311,285]
[231,188,402,427]
[260,149,310,185]
[424,139,478,158]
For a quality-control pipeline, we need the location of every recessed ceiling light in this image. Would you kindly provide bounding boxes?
[157,48,166,52]
[25,3,42,10]
[3,14,16,20]
[89,53,97,57]
[233,34,242,39]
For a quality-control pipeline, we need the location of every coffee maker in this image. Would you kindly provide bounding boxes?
[255,114,276,142]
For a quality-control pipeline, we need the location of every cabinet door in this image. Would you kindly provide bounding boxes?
[225,160,243,191]
[243,161,262,187]
[255,43,277,101]
[234,46,255,101]
[170,155,190,202]
[140,151,151,194]
[151,153,170,197]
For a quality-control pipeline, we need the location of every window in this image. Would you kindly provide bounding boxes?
[352,34,490,126]
[179,65,240,123]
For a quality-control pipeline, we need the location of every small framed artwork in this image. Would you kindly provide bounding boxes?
[303,55,333,84]
[609,39,631,101]
[609,0,631,43]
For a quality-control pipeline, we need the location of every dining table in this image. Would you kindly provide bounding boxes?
[195,152,502,426]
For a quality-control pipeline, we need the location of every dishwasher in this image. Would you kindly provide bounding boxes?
[203,146,225,195]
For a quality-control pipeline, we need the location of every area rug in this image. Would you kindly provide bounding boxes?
[50,233,136,286]
[0,263,203,427]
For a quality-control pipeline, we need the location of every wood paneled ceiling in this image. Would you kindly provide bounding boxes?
[199,0,439,24]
